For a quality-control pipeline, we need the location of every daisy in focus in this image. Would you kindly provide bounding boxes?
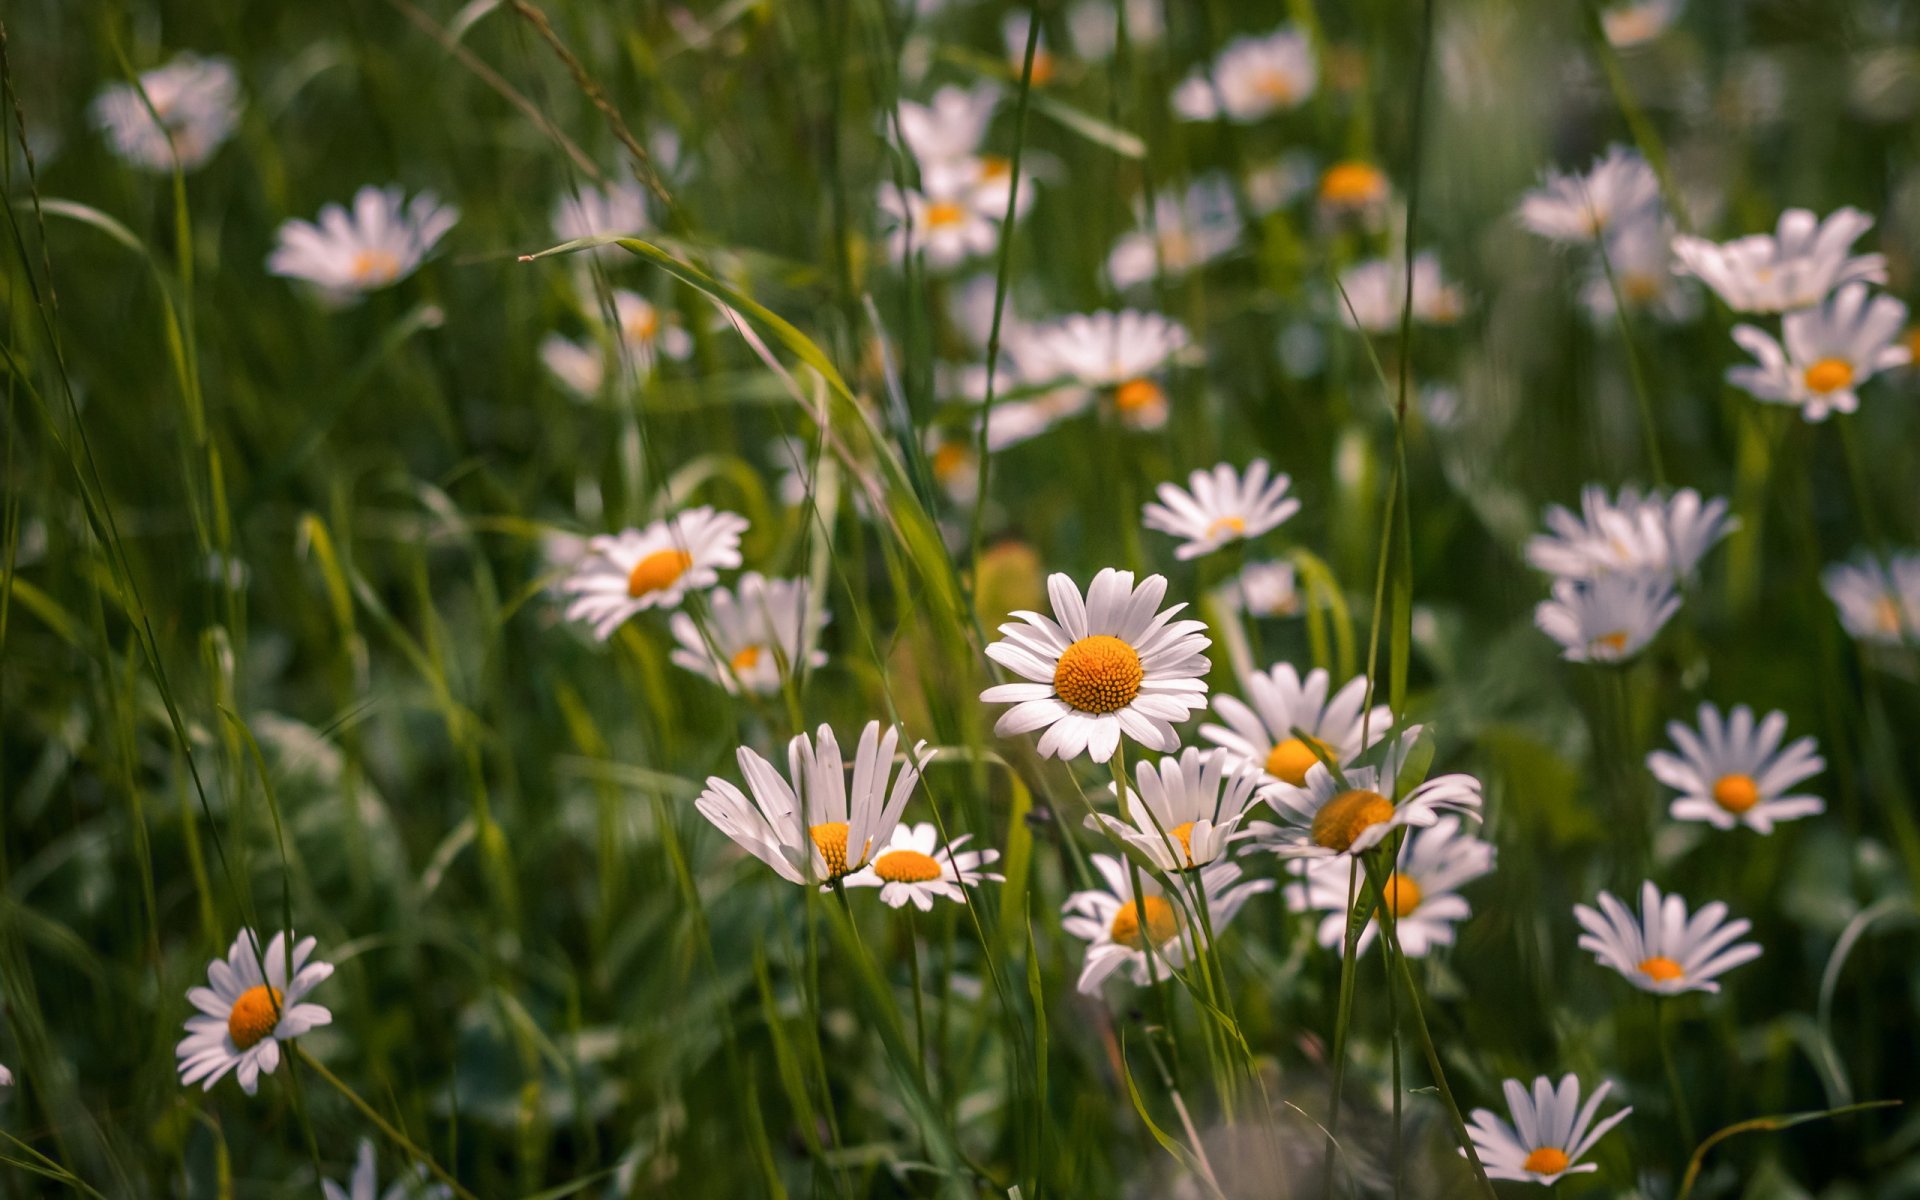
[1088,746,1263,872]
[1172,27,1319,123]
[1726,283,1910,421]
[1516,145,1661,244]
[1466,1075,1633,1185]
[1061,854,1272,995]
[561,507,749,639]
[1141,460,1300,560]
[1288,815,1494,957]
[1525,484,1737,581]
[1574,881,1762,994]
[177,930,333,1095]
[1823,550,1920,646]
[1672,206,1887,314]
[1534,572,1680,663]
[844,822,1002,911]
[268,186,459,301]
[980,569,1211,763]
[324,1139,451,1200]
[1335,252,1466,331]
[694,721,930,887]
[1021,310,1191,431]
[1648,702,1824,833]
[1250,728,1483,861]
[1107,177,1243,289]
[91,53,241,172]
[668,573,828,695]
[1199,664,1391,793]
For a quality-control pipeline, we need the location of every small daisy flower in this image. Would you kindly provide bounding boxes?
[1526,485,1737,582]
[324,1139,452,1200]
[1002,11,1059,87]
[1517,145,1661,244]
[551,178,649,251]
[1336,252,1466,332]
[668,573,828,695]
[878,162,1002,269]
[1062,854,1273,994]
[91,54,241,172]
[981,568,1211,763]
[1022,310,1191,431]
[695,722,931,886]
[1172,26,1318,123]
[1107,177,1243,289]
[1727,283,1910,421]
[561,507,749,639]
[1200,665,1391,794]
[1672,207,1887,314]
[1288,815,1495,956]
[268,186,458,301]
[1067,0,1164,59]
[1574,881,1762,994]
[1581,213,1701,325]
[1823,550,1920,645]
[1088,746,1263,872]
[897,85,999,168]
[1602,0,1682,47]
[1141,461,1300,560]
[1318,160,1392,221]
[1221,559,1300,618]
[177,930,333,1095]
[1467,1075,1633,1185]
[611,290,695,372]
[1534,572,1680,663]
[844,822,1003,911]
[1648,702,1823,833]
[1251,729,1482,861]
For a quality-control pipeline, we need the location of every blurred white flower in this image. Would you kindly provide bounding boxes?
[1602,0,1683,48]
[1823,550,1920,646]
[561,507,749,638]
[1107,176,1243,288]
[1287,815,1494,956]
[1335,253,1466,332]
[668,573,828,695]
[1534,572,1680,663]
[1648,702,1824,833]
[1222,559,1300,618]
[540,333,603,399]
[1526,485,1736,582]
[1574,881,1761,994]
[268,186,457,301]
[1067,0,1164,59]
[1518,145,1662,244]
[323,1139,451,1200]
[1581,213,1700,325]
[844,823,1002,910]
[1467,1075,1632,1185]
[177,931,332,1096]
[610,290,695,372]
[878,161,1002,268]
[1672,207,1887,314]
[1318,160,1392,220]
[550,178,649,255]
[1002,11,1059,86]
[1088,746,1263,872]
[1061,854,1270,994]
[1141,460,1300,560]
[1022,309,1189,431]
[1250,728,1482,862]
[1173,27,1318,122]
[1727,283,1909,421]
[91,54,240,172]
[1200,665,1390,794]
[1246,152,1319,214]
[897,84,999,167]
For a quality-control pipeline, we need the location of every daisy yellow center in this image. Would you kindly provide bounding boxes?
[627,548,693,598]
[1594,630,1630,654]
[1522,1147,1570,1175]
[1027,52,1056,87]
[1114,378,1165,414]
[1253,69,1296,101]
[925,200,967,230]
[1109,895,1180,950]
[1874,595,1903,633]
[350,249,401,285]
[1206,515,1247,541]
[979,155,1012,181]
[1166,820,1197,866]
[932,441,971,481]
[809,821,870,879]
[1712,772,1760,814]
[1320,161,1385,208]
[1905,326,1920,362]
[227,985,284,1050]
[872,848,943,884]
[730,645,763,673]
[1638,955,1685,983]
[624,307,660,342]
[1623,272,1662,302]
[1052,634,1144,714]
[1381,871,1423,917]
[1310,789,1394,853]
[1803,357,1854,394]
[1266,736,1332,786]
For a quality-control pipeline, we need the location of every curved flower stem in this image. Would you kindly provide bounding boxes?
[1318,859,1367,1197]
[294,1045,479,1200]
[1656,997,1696,1154]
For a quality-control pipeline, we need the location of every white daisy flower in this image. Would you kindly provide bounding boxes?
[1602,0,1683,47]
[610,290,695,372]
[1335,252,1466,332]
[560,507,749,639]
[90,54,241,173]
[843,822,1002,911]
[897,85,999,168]
[1581,213,1701,325]
[1574,881,1762,994]
[1088,746,1263,872]
[878,161,1002,269]
[1250,729,1483,861]
[1727,283,1910,421]
[1526,484,1737,582]
[1067,0,1164,59]
[176,930,333,1096]
[1466,1075,1633,1185]
[1021,310,1190,430]
[1318,161,1393,220]
[694,721,931,886]
[668,573,828,695]
[551,178,649,250]
[1061,854,1272,995]
[324,1139,452,1200]
[1671,207,1887,314]
[980,568,1212,763]
[1823,550,1920,646]
[0,1063,12,1087]
[1648,702,1824,833]
[268,186,458,300]
[1288,815,1495,956]
[540,333,604,399]
[1107,176,1243,289]
[1220,559,1300,618]
[1517,145,1662,244]
[1172,27,1318,123]
[1534,572,1680,663]
[1141,461,1301,560]
[1200,665,1391,793]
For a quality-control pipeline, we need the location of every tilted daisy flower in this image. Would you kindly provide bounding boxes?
[878,161,1002,269]
[177,930,333,1095]
[268,186,458,300]
[1602,0,1683,47]
[1526,485,1737,582]
[1251,728,1481,861]
[843,822,1002,911]
[324,1139,451,1200]
[1088,746,1262,872]
[91,53,241,172]
[1200,665,1392,794]
[1172,27,1318,123]
[551,177,649,252]
[561,506,749,639]
[1534,572,1680,663]
[1061,854,1273,994]
[1727,283,1910,421]
[897,84,999,168]
[1107,177,1243,289]
[1288,815,1495,956]
[1221,559,1300,618]
[1574,881,1761,994]
[1517,145,1661,244]
[1466,1075,1633,1185]
[1022,310,1191,431]
[695,722,931,886]
[1335,252,1466,332]
[981,569,1211,763]
[1648,702,1823,833]
[1823,550,1920,646]
[1671,207,1887,314]
[668,573,828,695]
[1141,461,1301,560]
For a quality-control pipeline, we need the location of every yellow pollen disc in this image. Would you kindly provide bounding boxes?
[626,548,693,598]
[1712,773,1760,814]
[1109,895,1180,950]
[932,441,971,481]
[729,645,763,673]
[1266,736,1332,787]
[1052,634,1145,714]
[925,200,967,230]
[1320,161,1385,208]
[1522,1147,1570,1175]
[1594,630,1630,655]
[624,308,660,342]
[1803,357,1854,394]
[872,848,943,884]
[1381,871,1423,917]
[1623,272,1662,302]
[1904,326,1920,361]
[1205,515,1248,541]
[1166,820,1198,867]
[350,249,401,284]
[1253,70,1295,101]
[979,155,1012,181]
[1027,52,1056,87]
[1874,595,1903,633]
[227,985,284,1050]
[1113,378,1165,414]
[1638,955,1685,983]
[1310,789,1394,853]
[809,821,870,879]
